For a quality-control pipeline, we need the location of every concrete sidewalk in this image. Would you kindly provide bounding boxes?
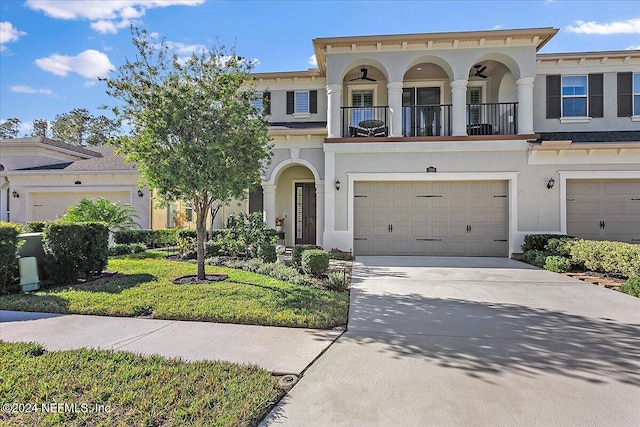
[0,311,341,375]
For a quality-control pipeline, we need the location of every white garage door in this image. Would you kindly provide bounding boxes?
[354,181,508,256]
[31,192,131,221]
[566,180,640,243]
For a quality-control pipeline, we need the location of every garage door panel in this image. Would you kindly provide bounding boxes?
[354,181,508,256]
[567,180,640,243]
[31,191,130,222]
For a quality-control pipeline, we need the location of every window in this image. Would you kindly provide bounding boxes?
[250,92,263,113]
[467,87,482,125]
[295,91,309,114]
[249,92,270,115]
[634,73,640,115]
[562,75,588,117]
[351,90,374,124]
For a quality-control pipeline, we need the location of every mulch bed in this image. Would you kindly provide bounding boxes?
[562,270,626,290]
[172,274,229,285]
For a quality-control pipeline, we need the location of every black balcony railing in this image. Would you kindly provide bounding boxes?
[341,106,389,137]
[402,104,452,137]
[466,102,518,135]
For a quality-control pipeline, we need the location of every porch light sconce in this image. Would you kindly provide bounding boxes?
[547,178,555,189]
[426,166,437,173]
[74,180,82,185]
[137,189,144,198]
[335,180,341,191]
[12,190,19,198]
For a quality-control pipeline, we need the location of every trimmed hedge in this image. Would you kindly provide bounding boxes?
[620,276,640,297]
[108,243,147,256]
[113,229,151,245]
[522,234,640,278]
[257,243,276,263]
[27,221,48,233]
[0,222,25,293]
[522,234,572,252]
[43,222,109,285]
[301,249,330,277]
[292,245,318,267]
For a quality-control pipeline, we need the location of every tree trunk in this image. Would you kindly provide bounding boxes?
[196,206,208,280]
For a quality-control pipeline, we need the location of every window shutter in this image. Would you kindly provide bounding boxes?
[309,90,318,114]
[546,75,561,119]
[286,91,294,115]
[617,72,633,117]
[263,92,271,115]
[588,74,603,118]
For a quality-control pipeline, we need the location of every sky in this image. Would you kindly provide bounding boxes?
[1,0,639,134]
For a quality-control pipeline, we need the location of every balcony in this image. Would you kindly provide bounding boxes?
[466,102,518,135]
[341,106,389,137]
[338,102,518,138]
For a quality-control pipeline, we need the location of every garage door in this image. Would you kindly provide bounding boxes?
[354,181,508,256]
[31,192,131,221]
[566,180,640,243]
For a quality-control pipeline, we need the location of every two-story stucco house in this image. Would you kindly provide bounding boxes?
[252,27,639,257]
[2,27,639,257]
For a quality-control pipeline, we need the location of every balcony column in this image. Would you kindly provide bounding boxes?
[387,81,404,137]
[450,79,468,136]
[262,184,277,228]
[516,77,535,135]
[0,180,8,222]
[326,84,342,138]
[315,183,324,247]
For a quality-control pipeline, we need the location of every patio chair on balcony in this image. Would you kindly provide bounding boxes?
[350,119,387,137]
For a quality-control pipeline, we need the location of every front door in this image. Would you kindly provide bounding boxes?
[295,183,316,245]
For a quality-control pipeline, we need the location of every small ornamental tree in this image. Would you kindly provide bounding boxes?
[105,28,272,279]
[59,197,139,232]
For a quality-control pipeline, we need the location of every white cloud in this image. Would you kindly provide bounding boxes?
[35,49,114,79]
[165,41,207,56]
[308,54,317,66]
[83,80,98,87]
[626,45,640,50]
[10,85,54,95]
[26,0,204,34]
[492,25,503,30]
[565,18,640,35]
[0,21,27,52]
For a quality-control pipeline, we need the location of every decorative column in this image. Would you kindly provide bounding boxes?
[387,81,404,137]
[262,184,277,229]
[516,77,535,135]
[315,183,324,247]
[326,84,342,138]
[450,79,468,136]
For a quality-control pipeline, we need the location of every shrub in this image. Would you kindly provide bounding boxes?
[544,256,572,273]
[150,229,178,247]
[205,241,222,257]
[255,263,313,286]
[257,243,276,263]
[0,222,25,293]
[569,239,640,278]
[544,237,577,257]
[223,258,264,272]
[301,249,329,277]
[292,244,318,267]
[27,221,47,233]
[522,250,551,268]
[108,243,147,256]
[83,222,109,276]
[208,229,230,241]
[43,222,108,285]
[176,229,197,257]
[326,271,350,292]
[522,234,571,252]
[620,276,640,297]
[328,248,354,261]
[226,212,275,257]
[113,229,152,245]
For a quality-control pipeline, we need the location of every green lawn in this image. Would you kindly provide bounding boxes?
[0,341,282,427]
[0,252,348,328]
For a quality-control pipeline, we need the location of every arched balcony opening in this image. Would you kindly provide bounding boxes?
[341,65,389,138]
[402,62,452,137]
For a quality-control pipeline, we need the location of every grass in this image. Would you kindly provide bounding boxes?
[0,341,283,427]
[0,252,348,328]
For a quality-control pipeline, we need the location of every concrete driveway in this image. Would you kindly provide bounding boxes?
[262,256,640,427]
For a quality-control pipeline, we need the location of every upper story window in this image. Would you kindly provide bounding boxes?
[250,91,270,115]
[286,90,317,116]
[561,75,587,117]
[547,74,603,121]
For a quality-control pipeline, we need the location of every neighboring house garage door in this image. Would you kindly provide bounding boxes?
[30,192,131,222]
[566,180,640,243]
[354,181,508,256]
